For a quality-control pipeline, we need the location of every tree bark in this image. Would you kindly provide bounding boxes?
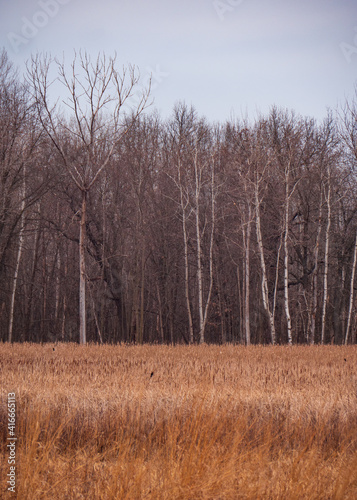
[243,204,252,345]
[79,189,87,345]
[321,166,331,344]
[181,180,194,343]
[345,229,357,344]
[310,190,323,344]
[8,212,25,342]
[255,181,276,345]
[194,149,205,343]
[284,166,293,345]
[195,148,215,344]
[9,162,27,343]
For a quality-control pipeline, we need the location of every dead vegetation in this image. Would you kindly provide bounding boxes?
[1,343,357,499]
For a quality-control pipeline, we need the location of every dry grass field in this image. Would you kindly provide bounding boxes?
[1,343,357,499]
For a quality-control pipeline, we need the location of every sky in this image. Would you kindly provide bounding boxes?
[0,0,357,124]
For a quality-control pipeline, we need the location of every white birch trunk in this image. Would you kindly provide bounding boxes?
[8,167,26,343]
[8,214,25,343]
[194,149,215,344]
[311,191,323,345]
[345,229,357,344]
[284,167,293,345]
[195,150,204,342]
[272,230,283,322]
[178,160,194,344]
[183,207,194,344]
[255,182,276,345]
[244,206,252,345]
[200,157,215,344]
[321,166,331,344]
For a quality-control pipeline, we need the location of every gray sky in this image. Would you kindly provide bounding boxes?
[1,0,357,123]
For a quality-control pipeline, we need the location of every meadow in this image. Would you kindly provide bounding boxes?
[1,343,357,499]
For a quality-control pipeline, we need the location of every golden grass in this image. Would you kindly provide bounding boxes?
[1,343,357,499]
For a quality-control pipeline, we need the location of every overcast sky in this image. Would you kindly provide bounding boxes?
[1,0,357,123]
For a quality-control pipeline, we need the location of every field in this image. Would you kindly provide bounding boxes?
[1,344,357,499]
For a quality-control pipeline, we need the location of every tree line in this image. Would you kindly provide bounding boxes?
[1,49,357,345]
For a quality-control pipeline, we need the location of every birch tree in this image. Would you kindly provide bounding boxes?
[193,131,216,344]
[345,229,357,344]
[318,115,339,343]
[0,50,45,342]
[252,122,277,344]
[166,105,196,342]
[320,163,331,344]
[283,162,293,344]
[310,187,323,344]
[8,166,26,342]
[178,156,195,343]
[167,105,217,343]
[269,109,305,345]
[236,130,255,345]
[338,88,357,344]
[254,176,276,345]
[243,202,252,345]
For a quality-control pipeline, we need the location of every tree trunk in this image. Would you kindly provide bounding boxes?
[243,204,252,345]
[284,169,293,345]
[194,151,205,343]
[9,164,27,343]
[311,190,323,344]
[182,196,194,344]
[272,230,283,323]
[25,220,41,339]
[345,229,357,344]
[61,259,67,342]
[79,189,87,345]
[201,176,215,344]
[321,167,331,344]
[156,283,164,343]
[195,151,215,344]
[138,246,145,344]
[255,183,276,344]
[8,212,25,342]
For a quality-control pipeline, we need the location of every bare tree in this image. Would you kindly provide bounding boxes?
[166,105,218,343]
[166,105,196,343]
[193,131,217,344]
[0,50,45,342]
[338,88,357,344]
[27,51,150,344]
[177,154,195,343]
[253,138,277,345]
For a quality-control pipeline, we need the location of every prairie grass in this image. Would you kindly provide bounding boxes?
[1,343,357,499]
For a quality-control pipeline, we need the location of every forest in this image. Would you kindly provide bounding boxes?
[1,49,357,346]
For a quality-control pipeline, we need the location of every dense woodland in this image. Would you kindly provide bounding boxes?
[1,49,357,345]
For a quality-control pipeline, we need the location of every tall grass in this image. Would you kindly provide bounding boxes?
[1,344,357,499]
